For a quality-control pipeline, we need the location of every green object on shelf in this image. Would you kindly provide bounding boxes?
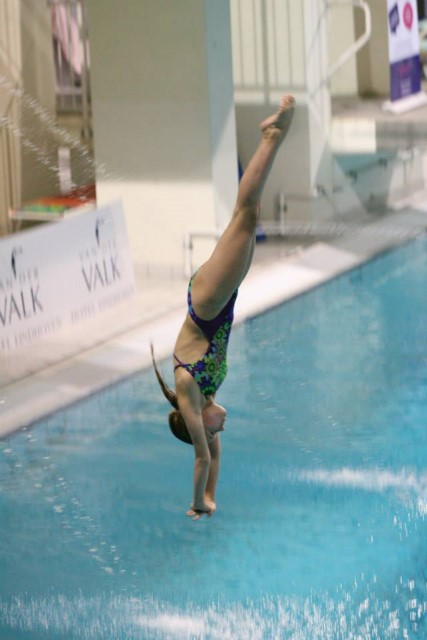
[22,204,66,213]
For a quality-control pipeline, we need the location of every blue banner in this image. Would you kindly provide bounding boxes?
[390,54,422,99]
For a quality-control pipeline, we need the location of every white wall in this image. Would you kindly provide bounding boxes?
[355,0,390,96]
[87,0,238,274]
[205,0,239,231]
[328,3,358,96]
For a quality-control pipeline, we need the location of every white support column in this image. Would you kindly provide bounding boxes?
[87,0,238,274]
[204,0,238,231]
[301,0,334,201]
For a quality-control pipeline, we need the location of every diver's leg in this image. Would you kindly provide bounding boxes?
[194,95,295,311]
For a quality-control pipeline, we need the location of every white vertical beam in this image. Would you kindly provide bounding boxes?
[204,0,238,230]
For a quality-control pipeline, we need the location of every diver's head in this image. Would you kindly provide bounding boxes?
[202,400,226,443]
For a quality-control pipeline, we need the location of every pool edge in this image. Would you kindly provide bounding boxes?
[1,212,426,438]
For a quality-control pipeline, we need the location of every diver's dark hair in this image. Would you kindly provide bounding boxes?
[150,344,193,445]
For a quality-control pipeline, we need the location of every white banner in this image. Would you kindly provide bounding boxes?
[387,0,422,101]
[388,0,420,62]
[0,200,135,352]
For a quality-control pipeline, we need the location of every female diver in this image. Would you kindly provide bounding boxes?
[152,94,295,519]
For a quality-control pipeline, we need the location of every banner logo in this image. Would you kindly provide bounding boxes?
[389,4,400,34]
[387,0,421,102]
[95,218,104,247]
[0,247,43,327]
[80,217,121,293]
[11,248,19,278]
[403,2,413,29]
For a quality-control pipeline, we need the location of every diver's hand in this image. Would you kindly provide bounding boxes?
[186,498,216,520]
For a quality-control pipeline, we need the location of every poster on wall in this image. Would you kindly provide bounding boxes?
[385,0,427,112]
[0,200,135,353]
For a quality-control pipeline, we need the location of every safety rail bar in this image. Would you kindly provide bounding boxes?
[324,0,371,86]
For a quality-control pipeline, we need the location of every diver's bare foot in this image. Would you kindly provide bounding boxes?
[260,94,295,140]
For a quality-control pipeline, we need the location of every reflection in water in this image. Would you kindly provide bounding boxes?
[1,421,426,639]
[2,238,427,638]
[0,582,426,640]
[281,466,427,514]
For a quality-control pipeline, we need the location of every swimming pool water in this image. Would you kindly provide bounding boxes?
[1,237,427,639]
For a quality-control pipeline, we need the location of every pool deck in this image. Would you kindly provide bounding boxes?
[1,200,427,438]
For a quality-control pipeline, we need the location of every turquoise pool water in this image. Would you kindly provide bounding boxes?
[1,238,427,639]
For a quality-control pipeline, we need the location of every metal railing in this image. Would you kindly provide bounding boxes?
[231,0,307,99]
[231,0,372,100]
[324,0,371,87]
[47,0,91,137]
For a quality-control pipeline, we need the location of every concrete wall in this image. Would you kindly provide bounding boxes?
[328,3,358,96]
[87,0,238,273]
[328,1,390,98]
[355,0,390,96]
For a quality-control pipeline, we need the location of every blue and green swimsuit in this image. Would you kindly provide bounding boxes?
[173,274,238,398]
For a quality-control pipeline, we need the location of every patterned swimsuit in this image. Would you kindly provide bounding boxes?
[173,274,238,398]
